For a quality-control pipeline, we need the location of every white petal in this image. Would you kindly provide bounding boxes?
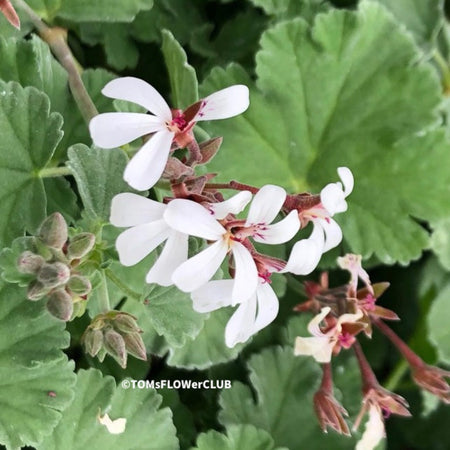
[164,199,226,240]
[225,296,257,348]
[116,220,169,266]
[245,185,286,226]
[307,307,331,336]
[123,130,174,191]
[191,279,234,312]
[98,413,126,434]
[172,240,228,292]
[253,282,279,333]
[338,166,354,197]
[231,242,258,304]
[195,85,250,121]
[320,182,347,216]
[294,336,334,363]
[146,231,188,286]
[320,218,343,252]
[356,405,385,450]
[102,77,172,119]
[282,233,324,275]
[253,210,300,244]
[208,191,252,219]
[89,113,166,148]
[110,193,166,227]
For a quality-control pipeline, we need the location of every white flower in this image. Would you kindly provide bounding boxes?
[165,185,299,304]
[110,193,188,286]
[355,404,385,450]
[294,306,362,363]
[98,413,127,434]
[89,77,250,190]
[284,167,354,275]
[192,276,279,348]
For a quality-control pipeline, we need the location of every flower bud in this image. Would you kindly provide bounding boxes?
[66,233,95,260]
[17,251,44,274]
[27,280,49,301]
[71,299,87,319]
[67,275,92,296]
[113,313,141,334]
[199,137,222,164]
[38,213,68,249]
[37,262,70,289]
[103,329,127,368]
[46,289,73,321]
[83,329,104,357]
[123,332,147,361]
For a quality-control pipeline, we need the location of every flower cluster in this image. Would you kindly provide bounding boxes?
[89,76,355,348]
[16,213,95,321]
[292,254,450,450]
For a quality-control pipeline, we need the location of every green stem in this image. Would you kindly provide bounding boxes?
[39,166,72,178]
[433,49,450,93]
[104,268,141,301]
[384,359,409,392]
[13,0,98,122]
[98,270,111,313]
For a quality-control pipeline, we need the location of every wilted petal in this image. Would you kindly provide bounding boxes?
[307,307,331,336]
[195,85,250,121]
[98,413,126,434]
[192,279,234,312]
[254,210,300,244]
[102,77,172,119]
[225,295,257,348]
[253,282,279,333]
[123,130,174,191]
[209,191,252,219]
[89,112,166,148]
[116,221,170,266]
[245,185,286,226]
[146,231,188,286]
[164,199,226,240]
[294,335,334,363]
[356,405,385,450]
[231,242,258,304]
[172,239,228,292]
[110,193,166,227]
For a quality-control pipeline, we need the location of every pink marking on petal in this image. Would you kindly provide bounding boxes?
[338,332,356,349]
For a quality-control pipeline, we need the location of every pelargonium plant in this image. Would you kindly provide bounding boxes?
[1,1,450,449]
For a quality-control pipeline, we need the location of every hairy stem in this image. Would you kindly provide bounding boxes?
[353,341,379,391]
[39,166,72,178]
[104,268,141,301]
[205,180,260,194]
[13,0,98,122]
[98,270,111,314]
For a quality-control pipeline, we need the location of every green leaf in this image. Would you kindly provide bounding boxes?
[67,144,137,223]
[56,0,153,22]
[219,346,358,449]
[40,368,178,450]
[200,2,447,264]
[161,29,198,109]
[430,218,450,271]
[24,0,61,21]
[249,0,329,22]
[373,0,444,49]
[0,283,75,449]
[192,424,287,450]
[0,81,63,247]
[44,177,79,223]
[427,282,450,364]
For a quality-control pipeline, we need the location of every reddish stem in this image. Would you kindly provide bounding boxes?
[373,318,424,368]
[204,180,260,194]
[320,363,333,393]
[353,341,379,391]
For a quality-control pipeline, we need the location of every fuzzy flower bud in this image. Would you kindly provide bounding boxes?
[103,328,127,368]
[37,262,71,289]
[113,313,142,334]
[27,280,50,301]
[66,233,96,260]
[123,332,147,361]
[83,328,104,357]
[38,213,68,249]
[17,251,45,274]
[46,289,74,321]
[67,275,92,296]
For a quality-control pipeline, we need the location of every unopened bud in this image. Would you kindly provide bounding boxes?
[37,262,70,289]
[113,313,141,334]
[46,289,73,321]
[67,275,91,296]
[199,137,222,164]
[39,213,68,249]
[66,233,95,259]
[104,329,127,368]
[17,251,44,274]
[97,347,107,363]
[83,329,104,357]
[72,299,87,318]
[123,332,147,361]
[27,280,50,301]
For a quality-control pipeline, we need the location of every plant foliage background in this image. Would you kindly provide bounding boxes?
[1,0,450,449]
